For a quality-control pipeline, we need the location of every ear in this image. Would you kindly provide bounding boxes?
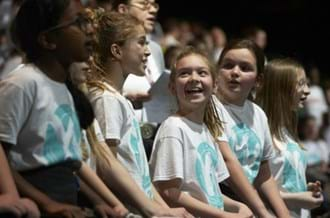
[117,3,129,13]
[213,79,218,94]
[110,44,122,60]
[37,33,56,50]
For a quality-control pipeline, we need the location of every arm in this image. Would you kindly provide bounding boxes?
[280,191,323,210]
[222,195,253,217]
[155,179,242,218]
[98,142,190,217]
[77,162,128,217]
[1,143,40,218]
[11,167,85,218]
[79,178,122,218]
[218,141,272,218]
[254,160,290,218]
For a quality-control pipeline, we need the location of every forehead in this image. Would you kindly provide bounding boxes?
[176,54,209,69]
[296,69,306,80]
[223,48,256,64]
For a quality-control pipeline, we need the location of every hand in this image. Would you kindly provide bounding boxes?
[111,204,129,218]
[237,203,253,218]
[95,203,128,218]
[0,194,30,217]
[42,201,86,218]
[308,181,322,198]
[297,191,323,209]
[19,198,40,218]
[126,93,152,103]
[151,207,194,218]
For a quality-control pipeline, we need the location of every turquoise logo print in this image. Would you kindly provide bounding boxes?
[282,142,307,192]
[195,142,224,209]
[130,119,152,198]
[228,123,262,183]
[43,104,82,164]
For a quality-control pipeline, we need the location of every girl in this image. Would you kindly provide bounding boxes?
[256,58,323,217]
[214,39,290,217]
[149,46,253,217]
[85,11,191,217]
[0,0,128,217]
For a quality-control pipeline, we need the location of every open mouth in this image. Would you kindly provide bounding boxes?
[185,87,203,94]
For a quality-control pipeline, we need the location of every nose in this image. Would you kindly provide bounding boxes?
[190,71,200,82]
[231,65,240,77]
[145,45,151,57]
[304,83,310,96]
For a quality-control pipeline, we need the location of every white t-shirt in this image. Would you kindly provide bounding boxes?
[213,96,274,183]
[87,82,153,198]
[0,64,82,171]
[149,116,229,209]
[303,139,329,166]
[270,130,309,218]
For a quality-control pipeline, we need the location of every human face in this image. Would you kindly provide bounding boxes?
[172,54,214,113]
[50,1,93,65]
[293,69,310,110]
[128,0,158,33]
[217,48,258,106]
[121,26,150,76]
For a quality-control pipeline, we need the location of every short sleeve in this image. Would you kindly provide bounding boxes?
[262,116,275,161]
[92,94,124,140]
[0,81,32,145]
[150,136,184,183]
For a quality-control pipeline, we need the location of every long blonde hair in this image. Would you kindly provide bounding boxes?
[256,58,305,147]
[170,46,224,140]
[85,10,143,92]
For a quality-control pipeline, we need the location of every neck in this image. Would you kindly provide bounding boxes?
[103,60,126,92]
[216,90,246,106]
[35,55,67,83]
[177,104,206,124]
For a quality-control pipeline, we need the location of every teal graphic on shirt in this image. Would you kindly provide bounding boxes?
[282,142,307,192]
[195,142,224,209]
[228,123,262,183]
[43,104,82,164]
[130,119,153,198]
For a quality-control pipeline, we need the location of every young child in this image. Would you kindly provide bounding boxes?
[85,11,191,217]
[149,46,253,217]
[214,39,290,217]
[256,58,323,217]
[0,0,128,217]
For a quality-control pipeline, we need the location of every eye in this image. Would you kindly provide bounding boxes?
[221,62,235,70]
[177,70,190,77]
[239,63,254,72]
[198,70,209,77]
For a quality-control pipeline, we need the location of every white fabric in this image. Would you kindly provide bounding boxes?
[150,116,229,209]
[213,96,274,183]
[305,85,328,128]
[270,130,309,218]
[303,139,329,166]
[0,64,82,171]
[87,82,153,198]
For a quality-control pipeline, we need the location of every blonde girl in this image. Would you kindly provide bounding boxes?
[149,46,253,218]
[85,10,191,218]
[256,58,323,217]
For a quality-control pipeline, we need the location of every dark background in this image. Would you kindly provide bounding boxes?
[157,0,330,79]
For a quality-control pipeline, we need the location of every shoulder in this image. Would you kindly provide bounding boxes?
[248,100,268,119]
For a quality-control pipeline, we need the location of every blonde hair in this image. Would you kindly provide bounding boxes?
[170,46,223,140]
[256,58,305,148]
[85,10,143,92]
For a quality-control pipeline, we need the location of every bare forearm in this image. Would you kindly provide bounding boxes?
[161,188,235,218]
[151,185,169,208]
[255,161,290,218]
[0,144,19,195]
[78,162,123,208]
[219,142,269,217]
